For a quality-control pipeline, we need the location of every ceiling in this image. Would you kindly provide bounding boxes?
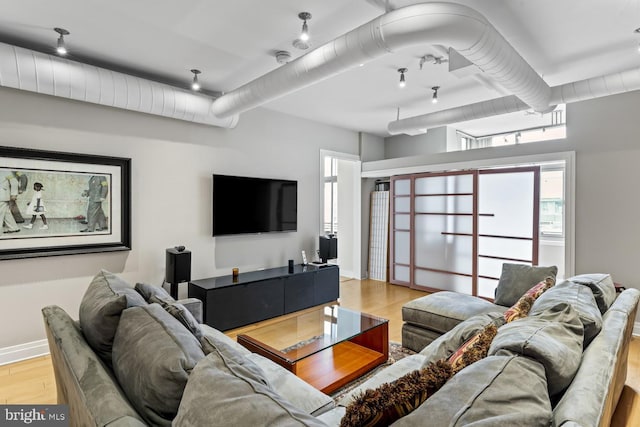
[0,0,639,137]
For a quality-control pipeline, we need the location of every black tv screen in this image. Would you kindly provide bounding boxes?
[212,174,298,236]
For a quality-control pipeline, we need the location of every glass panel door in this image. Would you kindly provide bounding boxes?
[412,171,476,294]
[390,177,412,286]
[477,167,540,298]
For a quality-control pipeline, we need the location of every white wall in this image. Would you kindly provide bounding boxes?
[384,126,452,159]
[369,90,640,294]
[0,86,359,352]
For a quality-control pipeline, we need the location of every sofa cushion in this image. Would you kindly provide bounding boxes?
[340,360,452,427]
[503,276,555,322]
[392,355,552,427]
[568,273,616,314]
[247,353,335,416]
[78,270,146,367]
[199,328,334,416]
[403,291,507,334]
[173,342,327,427]
[419,312,505,366]
[530,281,602,345]
[112,304,205,426]
[494,263,557,307]
[489,302,584,397]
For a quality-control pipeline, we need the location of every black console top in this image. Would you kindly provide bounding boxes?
[190,264,337,290]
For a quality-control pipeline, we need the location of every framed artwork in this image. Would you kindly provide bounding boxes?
[0,146,131,260]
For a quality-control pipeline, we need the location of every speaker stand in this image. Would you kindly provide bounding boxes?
[165,281,182,299]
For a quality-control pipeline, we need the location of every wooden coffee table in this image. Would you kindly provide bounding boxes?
[237,305,388,394]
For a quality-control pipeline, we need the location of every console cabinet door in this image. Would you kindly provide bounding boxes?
[206,279,284,331]
[284,274,315,313]
[314,267,340,305]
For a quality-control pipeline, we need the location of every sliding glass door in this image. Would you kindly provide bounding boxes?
[390,167,539,299]
[477,167,539,298]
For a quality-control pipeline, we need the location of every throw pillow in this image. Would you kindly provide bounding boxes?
[447,323,498,374]
[339,360,452,427]
[112,304,205,426]
[503,276,555,322]
[567,273,616,314]
[489,302,584,397]
[78,270,147,367]
[494,263,558,307]
[134,282,174,303]
[149,295,203,340]
[392,355,552,427]
[419,312,505,367]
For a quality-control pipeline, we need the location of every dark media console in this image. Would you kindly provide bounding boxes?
[188,264,339,331]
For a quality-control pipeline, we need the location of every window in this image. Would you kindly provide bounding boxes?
[540,168,564,237]
[457,104,566,151]
[323,156,338,234]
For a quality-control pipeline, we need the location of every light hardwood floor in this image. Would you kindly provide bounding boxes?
[2,278,639,426]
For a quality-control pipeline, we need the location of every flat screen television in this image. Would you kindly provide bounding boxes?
[212,174,298,236]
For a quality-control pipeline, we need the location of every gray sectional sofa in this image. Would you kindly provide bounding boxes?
[43,269,639,426]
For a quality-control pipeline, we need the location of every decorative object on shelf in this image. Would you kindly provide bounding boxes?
[288,259,294,273]
[232,267,239,278]
[0,146,131,260]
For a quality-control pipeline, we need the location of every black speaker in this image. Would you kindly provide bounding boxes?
[319,235,338,263]
[166,247,191,285]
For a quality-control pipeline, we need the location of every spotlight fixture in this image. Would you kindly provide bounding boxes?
[190,69,201,91]
[398,68,408,88]
[431,86,440,103]
[54,27,69,55]
[299,12,312,42]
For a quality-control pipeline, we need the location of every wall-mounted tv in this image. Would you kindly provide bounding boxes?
[212,174,297,236]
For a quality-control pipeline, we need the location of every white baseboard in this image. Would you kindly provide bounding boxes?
[634,322,640,337]
[0,339,49,366]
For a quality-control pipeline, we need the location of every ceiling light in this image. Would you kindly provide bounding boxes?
[431,86,440,103]
[299,12,312,42]
[54,27,69,55]
[398,68,407,88]
[190,69,201,91]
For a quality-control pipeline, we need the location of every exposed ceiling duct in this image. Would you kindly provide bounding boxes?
[387,66,640,135]
[0,42,239,129]
[212,2,552,119]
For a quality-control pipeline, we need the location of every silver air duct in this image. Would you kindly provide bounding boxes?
[0,42,239,129]
[387,66,640,135]
[212,2,551,118]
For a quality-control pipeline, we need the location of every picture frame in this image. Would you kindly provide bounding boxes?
[0,146,131,260]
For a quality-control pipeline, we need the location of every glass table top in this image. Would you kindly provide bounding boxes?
[237,305,388,364]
